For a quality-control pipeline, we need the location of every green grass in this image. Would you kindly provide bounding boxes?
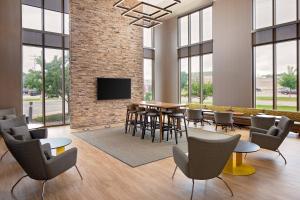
[23,97,60,102]
[34,113,63,123]
[256,96,296,101]
[23,97,43,102]
[256,105,297,112]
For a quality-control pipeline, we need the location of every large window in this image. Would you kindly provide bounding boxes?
[191,56,200,102]
[203,54,213,104]
[143,28,153,48]
[275,0,297,25]
[22,46,43,124]
[276,41,297,111]
[143,59,153,101]
[202,7,212,41]
[179,6,212,47]
[143,28,154,100]
[178,6,213,104]
[179,16,189,46]
[190,12,200,44]
[254,45,273,109]
[180,58,189,103]
[253,0,300,111]
[22,0,70,126]
[22,5,42,30]
[254,0,272,29]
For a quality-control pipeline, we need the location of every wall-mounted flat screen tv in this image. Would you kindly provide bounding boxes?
[97,78,131,100]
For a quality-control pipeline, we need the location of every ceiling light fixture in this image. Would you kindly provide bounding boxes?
[113,0,181,28]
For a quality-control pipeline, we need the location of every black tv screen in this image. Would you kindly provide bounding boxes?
[97,78,131,100]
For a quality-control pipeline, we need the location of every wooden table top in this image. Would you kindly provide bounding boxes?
[138,101,186,109]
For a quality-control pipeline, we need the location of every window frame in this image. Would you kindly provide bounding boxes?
[178,4,213,104]
[22,0,70,127]
[252,0,300,111]
[143,28,155,100]
[178,4,213,48]
[143,58,155,101]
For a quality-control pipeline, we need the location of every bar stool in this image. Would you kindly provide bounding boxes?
[161,110,173,141]
[141,109,160,142]
[125,104,137,134]
[133,107,146,136]
[169,108,188,144]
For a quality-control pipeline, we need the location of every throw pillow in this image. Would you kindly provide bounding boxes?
[11,126,32,140]
[267,126,280,136]
[0,115,27,134]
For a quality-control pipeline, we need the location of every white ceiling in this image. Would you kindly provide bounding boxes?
[140,0,213,20]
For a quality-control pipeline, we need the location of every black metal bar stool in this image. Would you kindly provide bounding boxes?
[133,107,146,136]
[169,108,188,144]
[161,110,173,141]
[141,109,160,142]
[125,104,137,134]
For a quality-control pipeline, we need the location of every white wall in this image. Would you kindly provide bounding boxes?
[212,0,253,107]
[154,18,179,103]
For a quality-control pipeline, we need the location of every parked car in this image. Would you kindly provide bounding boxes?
[279,88,297,95]
[28,89,40,96]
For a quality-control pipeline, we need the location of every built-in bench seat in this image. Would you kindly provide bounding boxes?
[188,103,300,134]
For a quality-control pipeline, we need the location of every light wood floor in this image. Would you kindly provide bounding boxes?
[0,125,300,200]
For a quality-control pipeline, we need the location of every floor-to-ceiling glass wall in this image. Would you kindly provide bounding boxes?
[178,5,213,104]
[22,46,44,125]
[143,59,153,101]
[180,58,189,103]
[143,27,155,100]
[203,54,213,104]
[253,0,299,111]
[254,45,273,109]
[191,56,200,103]
[276,41,297,111]
[22,0,70,126]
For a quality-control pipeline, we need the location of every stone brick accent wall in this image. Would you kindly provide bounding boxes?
[70,0,143,129]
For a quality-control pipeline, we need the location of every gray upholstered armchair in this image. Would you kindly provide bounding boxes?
[2,132,82,200]
[214,112,234,132]
[186,109,204,126]
[0,116,48,160]
[250,116,294,164]
[249,116,275,137]
[172,135,241,199]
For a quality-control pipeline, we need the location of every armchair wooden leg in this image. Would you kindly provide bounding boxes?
[276,149,287,165]
[41,180,47,200]
[75,165,83,180]
[11,175,28,194]
[190,179,195,200]
[217,176,233,197]
[172,166,177,179]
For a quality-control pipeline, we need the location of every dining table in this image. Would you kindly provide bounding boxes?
[138,101,187,142]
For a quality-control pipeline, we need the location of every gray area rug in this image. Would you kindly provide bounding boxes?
[73,127,230,167]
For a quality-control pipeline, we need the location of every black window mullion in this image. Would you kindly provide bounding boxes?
[42,0,46,126]
[253,47,256,108]
[200,9,203,103]
[297,0,300,111]
[273,40,277,110]
[62,0,66,124]
[200,55,203,103]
